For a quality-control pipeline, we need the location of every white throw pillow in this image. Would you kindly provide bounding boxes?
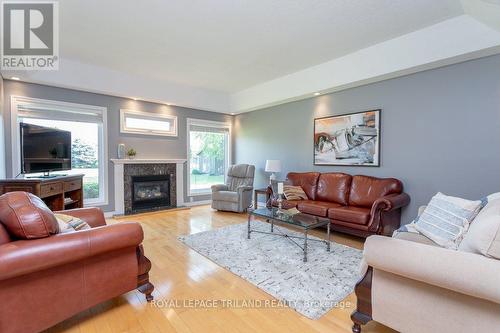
[459,196,500,259]
[414,192,482,250]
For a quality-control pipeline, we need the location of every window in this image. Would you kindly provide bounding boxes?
[187,119,231,196]
[120,109,177,136]
[11,96,108,206]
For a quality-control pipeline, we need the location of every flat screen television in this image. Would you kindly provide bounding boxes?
[20,123,72,175]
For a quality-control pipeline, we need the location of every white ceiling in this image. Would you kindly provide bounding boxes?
[3,0,500,113]
[59,0,463,92]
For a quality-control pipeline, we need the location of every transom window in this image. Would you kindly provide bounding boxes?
[120,109,177,136]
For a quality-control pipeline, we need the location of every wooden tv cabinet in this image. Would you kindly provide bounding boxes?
[0,174,84,211]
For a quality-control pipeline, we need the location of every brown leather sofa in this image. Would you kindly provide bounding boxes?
[0,192,154,333]
[268,172,410,237]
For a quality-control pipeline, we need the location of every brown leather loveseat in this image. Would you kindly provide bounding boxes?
[269,172,410,237]
[0,192,154,333]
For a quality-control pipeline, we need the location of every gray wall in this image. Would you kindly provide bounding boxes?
[2,80,233,212]
[235,54,500,224]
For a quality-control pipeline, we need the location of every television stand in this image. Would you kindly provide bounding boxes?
[0,174,84,211]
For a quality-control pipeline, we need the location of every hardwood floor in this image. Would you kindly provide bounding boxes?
[45,205,395,333]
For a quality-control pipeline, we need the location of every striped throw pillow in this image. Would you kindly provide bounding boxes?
[283,185,308,200]
[55,213,91,233]
[414,192,482,249]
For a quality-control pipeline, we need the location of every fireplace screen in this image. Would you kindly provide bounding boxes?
[131,175,171,211]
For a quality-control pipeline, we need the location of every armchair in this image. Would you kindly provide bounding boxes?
[0,192,154,333]
[211,164,255,213]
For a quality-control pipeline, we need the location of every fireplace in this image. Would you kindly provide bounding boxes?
[132,175,171,212]
[123,163,177,215]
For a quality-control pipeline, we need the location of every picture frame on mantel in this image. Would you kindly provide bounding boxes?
[313,109,381,167]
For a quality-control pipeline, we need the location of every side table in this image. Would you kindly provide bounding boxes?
[253,188,270,208]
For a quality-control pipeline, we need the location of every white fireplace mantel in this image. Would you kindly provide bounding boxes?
[110,158,187,165]
[111,158,187,215]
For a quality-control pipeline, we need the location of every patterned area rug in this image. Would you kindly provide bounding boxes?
[178,220,363,319]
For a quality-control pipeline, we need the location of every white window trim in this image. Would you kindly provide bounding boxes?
[10,95,109,206]
[187,118,232,197]
[120,109,178,137]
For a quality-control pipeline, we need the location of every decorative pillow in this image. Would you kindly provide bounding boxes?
[459,196,500,259]
[0,192,59,239]
[414,192,482,250]
[55,213,91,233]
[283,185,308,201]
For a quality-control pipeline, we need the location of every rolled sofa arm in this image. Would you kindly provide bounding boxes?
[0,222,143,281]
[371,193,410,214]
[364,236,500,305]
[56,207,106,228]
[211,184,229,192]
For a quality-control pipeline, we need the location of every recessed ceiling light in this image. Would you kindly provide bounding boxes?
[230,113,235,115]
[132,97,138,100]
[166,103,171,106]
[314,92,321,96]
[11,76,20,81]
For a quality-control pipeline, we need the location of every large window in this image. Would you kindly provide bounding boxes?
[187,119,231,196]
[11,96,108,206]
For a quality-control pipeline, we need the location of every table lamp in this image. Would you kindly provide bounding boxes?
[265,160,281,184]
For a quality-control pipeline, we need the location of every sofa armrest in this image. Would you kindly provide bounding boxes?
[370,193,410,215]
[56,207,106,228]
[0,222,143,281]
[364,236,500,304]
[211,184,229,192]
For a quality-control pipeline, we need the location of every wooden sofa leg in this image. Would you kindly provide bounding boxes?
[138,277,154,302]
[136,246,155,302]
[351,266,373,333]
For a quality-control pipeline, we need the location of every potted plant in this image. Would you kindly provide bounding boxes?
[127,148,137,159]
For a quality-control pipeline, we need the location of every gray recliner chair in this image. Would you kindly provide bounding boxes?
[211,164,255,213]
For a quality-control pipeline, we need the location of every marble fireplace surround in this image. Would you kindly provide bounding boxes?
[111,159,186,215]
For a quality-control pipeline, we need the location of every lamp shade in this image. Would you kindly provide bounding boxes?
[265,160,281,173]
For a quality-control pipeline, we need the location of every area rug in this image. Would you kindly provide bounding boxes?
[178,220,363,319]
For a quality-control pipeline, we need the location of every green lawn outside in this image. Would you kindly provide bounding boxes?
[190,174,224,189]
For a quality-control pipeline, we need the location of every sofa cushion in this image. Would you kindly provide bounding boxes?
[283,185,308,201]
[0,224,11,244]
[287,172,320,200]
[297,200,341,217]
[415,192,482,250]
[212,190,239,203]
[349,175,402,208]
[0,192,59,239]
[459,196,500,259]
[328,206,371,225]
[316,173,352,205]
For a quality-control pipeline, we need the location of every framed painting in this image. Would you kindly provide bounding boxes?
[314,109,381,166]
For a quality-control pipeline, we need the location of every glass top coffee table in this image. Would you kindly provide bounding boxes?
[247,207,331,262]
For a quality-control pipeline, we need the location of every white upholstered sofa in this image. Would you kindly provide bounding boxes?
[352,204,500,333]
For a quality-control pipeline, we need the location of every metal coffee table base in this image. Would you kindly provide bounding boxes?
[247,215,331,262]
